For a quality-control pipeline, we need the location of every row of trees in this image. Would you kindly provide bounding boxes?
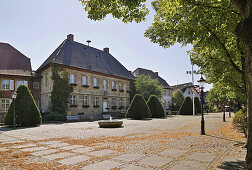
[78,0,252,167]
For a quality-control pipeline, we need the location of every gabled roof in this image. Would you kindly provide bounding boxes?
[0,43,32,76]
[132,68,171,89]
[37,37,135,80]
[171,82,193,91]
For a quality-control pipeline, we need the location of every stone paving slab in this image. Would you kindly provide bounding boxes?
[81,160,123,170]
[139,155,172,167]
[121,164,153,170]
[31,149,58,156]
[113,153,145,162]
[1,140,23,144]
[58,145,83,150]
[42,152,75,160]
[12,144,37,149]
[159,149,187,157]
[58,155,90,165]
[170,160,207,170]
[187,152,216,162]
[88,149,114,157]
[48,142,69,148]
[72,147,93,153]
[0,147,9,151]
[21,146,48,152]
[38,141,61,145]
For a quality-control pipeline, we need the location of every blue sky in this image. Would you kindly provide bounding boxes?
[0,0,212,90]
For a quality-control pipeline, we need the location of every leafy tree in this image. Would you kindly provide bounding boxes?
[50,64,73,120]
[79,0,252,167]
[194,97,201,114]
[126,94,151,119]
[179,96,193,115]
[147,95,165,118]
[5,85,41,126]
[172,90,185,111]
[135,75,162,101]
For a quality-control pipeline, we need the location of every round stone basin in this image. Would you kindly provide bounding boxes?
[98,120,123,128]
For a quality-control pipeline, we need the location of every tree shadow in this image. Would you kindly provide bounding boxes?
[217,159,247,170]
[0,124,40,132]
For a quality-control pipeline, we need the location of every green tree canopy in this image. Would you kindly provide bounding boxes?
[172,90,185,111]
[51,64,73,119]
[135,75,162,101]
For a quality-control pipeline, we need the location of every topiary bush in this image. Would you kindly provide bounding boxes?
[179,96,193,115]
[125,94,151,120]
[194,97,202,114]
[232,108,247,137]
[5,85,42,126]
[147,95,165,118]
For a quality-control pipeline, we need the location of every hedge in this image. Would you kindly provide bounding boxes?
[194,97,202,114]
[179,96,193,115]
[147,95,165,118]
[5,85,42,126]
[125,94,151,119]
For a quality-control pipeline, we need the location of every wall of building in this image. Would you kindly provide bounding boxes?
[183,88,200,100]
[40,66,131,119]
[161,88,172,110]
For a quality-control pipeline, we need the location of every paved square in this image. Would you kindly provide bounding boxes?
[48,142,69,148]
[81,160,123,170]
[12,144,37,149]
[58,155,90,165]
[88,149,114,157]
[114,153,145,162]
[159,149,187,157]
[139,155,172,167]
[187,152,216,162]
[72,147,93,153]
[121,164,153,170]
[21,146,48,152]
[42,152,75,160]
[58,145,83,150]
[170,160,207,170]
[31,149,58,156]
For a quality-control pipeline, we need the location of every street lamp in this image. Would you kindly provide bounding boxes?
[223,94,226,122]
[198,74,206,135]
[12,91,17,129]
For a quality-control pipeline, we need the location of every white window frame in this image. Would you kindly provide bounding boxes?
[16,81,24,89]
[93,78,98,87]
[103,80,107,90]
[126,84,130,91]
[112,81,116,89]
[119,82,123,90]
[82,95,89,106]
[1,99,10,112]
[1,80,10,90]
[70,74,76,84]
[94,96,99,106]
[82,76,87,86]
[70,95,77,105]
[33,82,40,89]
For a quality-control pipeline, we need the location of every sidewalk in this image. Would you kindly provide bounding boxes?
[0,113,247,169]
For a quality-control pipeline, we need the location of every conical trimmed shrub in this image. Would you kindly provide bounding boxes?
[5,85,42,126]
[147,95,165,118]
[194,97,202,114]
[126,94,151,119]
[179,96,193,115]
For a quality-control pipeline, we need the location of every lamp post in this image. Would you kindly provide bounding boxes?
[186,65,197,116]
[198,74,206,135]
[223,94,226,122]
[12,91,17,129]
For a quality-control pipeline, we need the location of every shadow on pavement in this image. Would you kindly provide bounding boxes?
[217,160,247,170]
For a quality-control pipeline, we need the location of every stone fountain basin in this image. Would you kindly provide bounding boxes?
[98,120,123,128]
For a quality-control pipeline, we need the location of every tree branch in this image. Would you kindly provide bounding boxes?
[201,23,244,77]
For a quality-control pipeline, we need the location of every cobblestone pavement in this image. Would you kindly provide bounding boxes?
[0,113,247,169]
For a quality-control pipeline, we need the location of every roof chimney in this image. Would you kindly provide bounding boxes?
[155,72,158,76]
[67,34,74,41]
[103,47,109,53]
